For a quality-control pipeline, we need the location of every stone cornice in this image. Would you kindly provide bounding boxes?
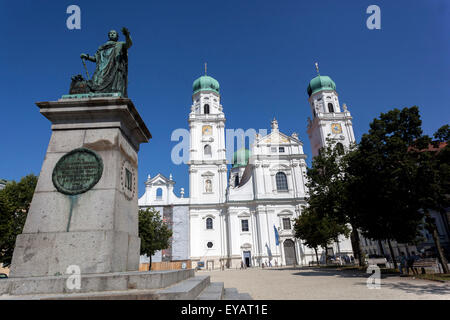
[37,97,151,151]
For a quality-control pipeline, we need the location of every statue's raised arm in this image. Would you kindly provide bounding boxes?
[122,27,132,49]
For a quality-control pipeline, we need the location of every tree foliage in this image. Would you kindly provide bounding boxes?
[345,106,449,272]
[410,125,450,273]
[138,207,173,270]
[0,174,38,266]
[297,138,359,264]
[412,125,450,214]
[306,139,352,226]
[346,107,425,245]
[294,207,350,264]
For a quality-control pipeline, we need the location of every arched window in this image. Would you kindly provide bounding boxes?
[156,188,163,199]
[328,103,334,113]
[206,217,213,230]
[204,104,210,114]
[275,172,288,191]
[204,144,212,157]
[336,142,344,155]
[234,175,240,187]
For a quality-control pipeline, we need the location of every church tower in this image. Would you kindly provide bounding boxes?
[306,64,356,158]
[188,71,227,204]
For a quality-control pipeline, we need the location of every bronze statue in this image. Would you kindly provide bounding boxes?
[70,27,132,97]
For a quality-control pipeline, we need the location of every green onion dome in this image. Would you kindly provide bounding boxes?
[232,148,251,168]
[192,75,220,95]
[307,75,336,97]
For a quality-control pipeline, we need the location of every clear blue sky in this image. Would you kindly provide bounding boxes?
[1,0,448,197]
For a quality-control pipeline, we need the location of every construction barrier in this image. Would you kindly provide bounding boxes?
[139,260,192,271]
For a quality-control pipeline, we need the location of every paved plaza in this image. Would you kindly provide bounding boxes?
[201,267,450,300]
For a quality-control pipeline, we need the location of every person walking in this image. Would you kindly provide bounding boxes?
[409,251,420,275]
[399,252,408,276]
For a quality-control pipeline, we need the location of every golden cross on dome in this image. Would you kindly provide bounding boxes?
[204,62,207,76]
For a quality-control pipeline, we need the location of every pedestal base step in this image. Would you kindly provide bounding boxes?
[196,282,224,300]
[223,288,253,300]
[0,275,210,300]
[0,269,194,296]
[196,283,253,300]
[0,271,253,300]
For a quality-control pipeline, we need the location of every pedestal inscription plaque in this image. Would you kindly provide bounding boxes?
[52,148,103,195]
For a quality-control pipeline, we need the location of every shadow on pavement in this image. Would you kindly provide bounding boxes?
[350,280,450,296]
[276,267,450,296]
[270,266,420,280]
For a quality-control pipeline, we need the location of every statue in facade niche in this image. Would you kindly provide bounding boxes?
[70,27,132,97]
[205,180,212,193]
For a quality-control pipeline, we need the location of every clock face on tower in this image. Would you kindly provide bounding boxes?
[202,125,212,135]
[331,123,342,134]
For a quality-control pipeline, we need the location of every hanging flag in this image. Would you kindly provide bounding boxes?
[274,225,280,246]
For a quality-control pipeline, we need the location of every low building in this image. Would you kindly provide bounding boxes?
[138,174,190,268]
[0,179,8,190]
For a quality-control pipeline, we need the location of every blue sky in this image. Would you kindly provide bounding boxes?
[0,0,448,197]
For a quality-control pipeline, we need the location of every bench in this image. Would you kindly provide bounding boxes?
[367,258,387,267]
[412,258,439,274]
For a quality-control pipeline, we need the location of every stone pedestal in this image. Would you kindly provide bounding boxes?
[9,97,151,278]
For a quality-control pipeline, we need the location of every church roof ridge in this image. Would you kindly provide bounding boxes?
[146,173,175,185]
[256,128,303,146]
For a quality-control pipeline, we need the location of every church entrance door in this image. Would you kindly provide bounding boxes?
[283,239,297,265]
[243,251,251,267]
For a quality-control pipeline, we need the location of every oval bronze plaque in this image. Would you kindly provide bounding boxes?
[52,148,103,195]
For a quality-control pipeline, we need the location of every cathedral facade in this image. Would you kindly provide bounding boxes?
[139,71,357,269]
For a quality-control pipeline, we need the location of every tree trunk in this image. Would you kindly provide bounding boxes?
[350,229,364,266]
[314,247,319,265]
[403,245,410,256]
[440,210,450,240]
[378,239,385,256]
[323,246,327,265]
[426,211,449,274]
[387,240,397,269]
[336,237,342,265]
[148,255,152,271]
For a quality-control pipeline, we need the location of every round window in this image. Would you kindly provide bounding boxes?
[207,242,213,248]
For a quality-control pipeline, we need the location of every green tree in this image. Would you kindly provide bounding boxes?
[0,174,38,266]
[433,124,450,142]
[138,208,173,271]
[305,138,363,265]
[411,125,450,273]
[346,107,427,269]
[294,207,350,265]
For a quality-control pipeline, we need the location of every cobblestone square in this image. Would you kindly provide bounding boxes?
[201,267,450,300]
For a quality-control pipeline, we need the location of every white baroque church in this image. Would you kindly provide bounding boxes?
[139,70,357,269]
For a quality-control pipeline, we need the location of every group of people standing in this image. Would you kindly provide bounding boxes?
[398,251,421,276]
[239,260,280,269]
